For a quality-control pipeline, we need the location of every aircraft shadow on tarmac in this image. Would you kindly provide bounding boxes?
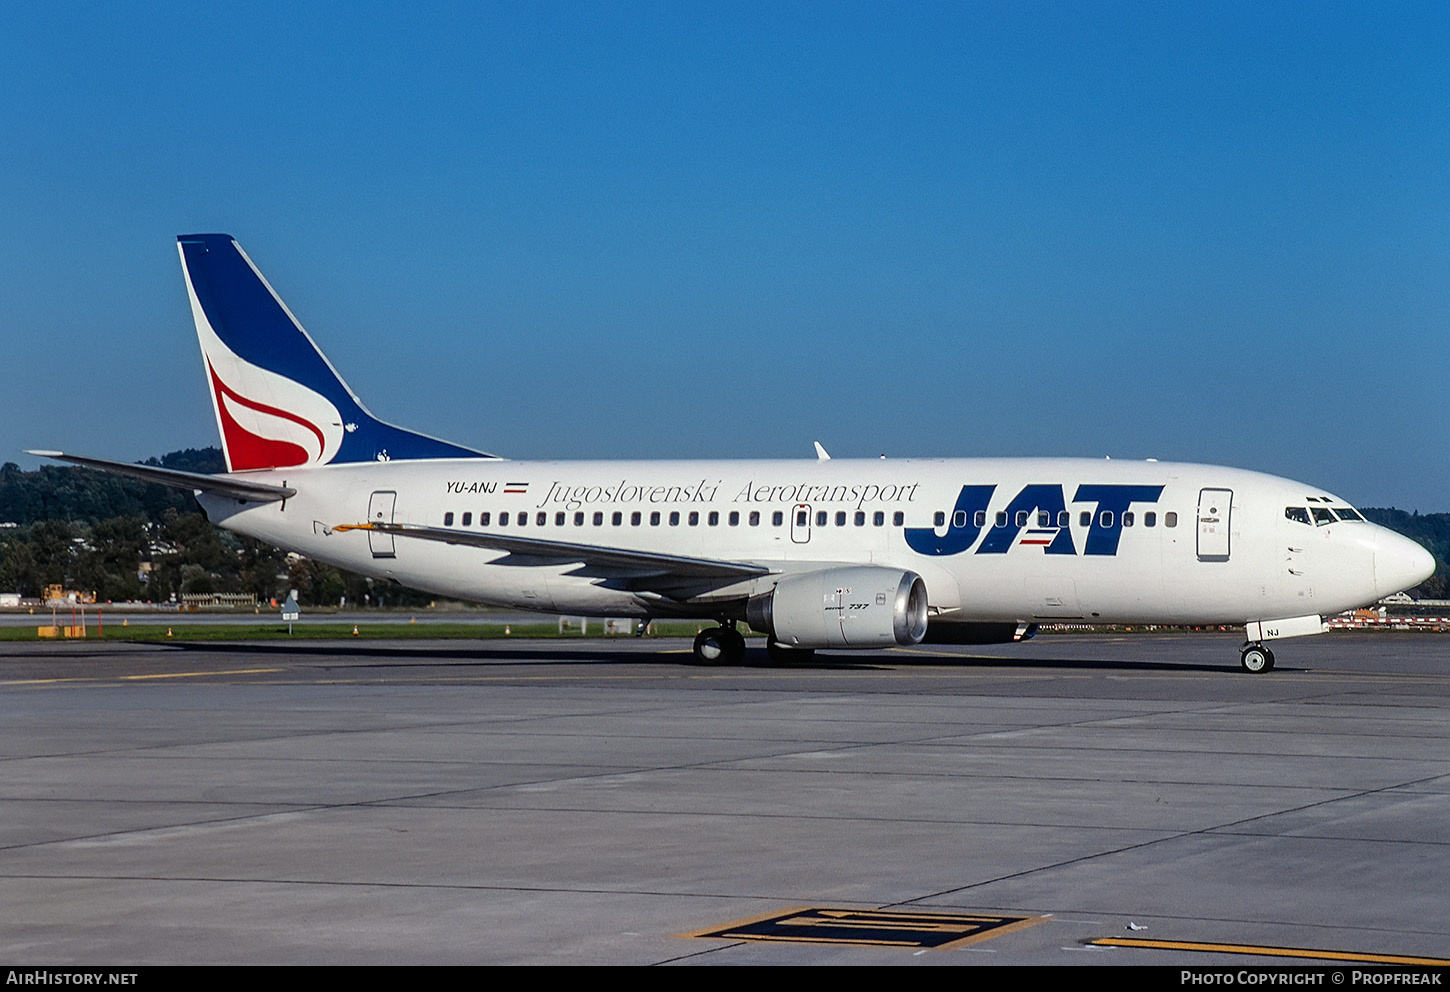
[163,640,1235,674]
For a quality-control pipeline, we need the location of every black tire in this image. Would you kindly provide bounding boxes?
[721,626,746,664]
[693,626,730,667]
[693,627,745,665]
[1240,643,1273,674]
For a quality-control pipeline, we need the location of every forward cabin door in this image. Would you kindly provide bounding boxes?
[1197,488,1232,562]
[368,490,397,558]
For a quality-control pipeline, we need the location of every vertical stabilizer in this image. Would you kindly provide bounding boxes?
[177,234,494,471]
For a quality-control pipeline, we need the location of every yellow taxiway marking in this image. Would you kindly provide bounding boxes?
[1092,937,1450,966]
[2,668,283,686]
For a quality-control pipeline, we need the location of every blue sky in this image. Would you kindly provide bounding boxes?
[3,2,1446,509]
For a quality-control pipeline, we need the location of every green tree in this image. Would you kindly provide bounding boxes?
[0,537,39,596]
[70,516,148,602]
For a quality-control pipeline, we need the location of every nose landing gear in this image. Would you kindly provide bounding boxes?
[1240,642,1275,674]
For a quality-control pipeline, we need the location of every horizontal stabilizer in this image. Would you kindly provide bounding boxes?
[26,451,296,503]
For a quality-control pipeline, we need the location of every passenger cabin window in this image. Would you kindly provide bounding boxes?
[1079,511,1092,527]
[934,511,946,527]
[797,510,808,526]
[480,512,490,526]
[592,512,603,526]
[574,512,585,526]
[499,512,509,525]
[612,511,622,525]
[816,511,828,527]
[836,511,847,526]
[974,511,986,528]
[1037,511,1050,527]
[893,512,903,526]
[1123,511,1135,527]
[650,511,661,526]
[631,511,641,526]
[444,512,454,526]
[1144,511,1156,527]
[461,512,472,526]
[1165,512,1178,527]
[1015,511,1028,527]
[555,512,565,526]
[749,511,760,526]
[708,511,719,526]
[669,511,680,526]
[1099,510,1114,527]
[729,511,740,526]
[855,511,866,526]
[517,513,527,527]
[953,510,967,528]
[996,512,1008,528]
[688,511,698,526]
[536,512,546,526]
[772,511,783,526]
[874,511,884,526]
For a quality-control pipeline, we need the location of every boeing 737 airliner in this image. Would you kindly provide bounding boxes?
[32,234,1436,671]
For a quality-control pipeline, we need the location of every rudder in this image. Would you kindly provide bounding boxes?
[177,234,494,471]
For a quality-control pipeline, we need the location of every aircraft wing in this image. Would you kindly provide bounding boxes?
[335,521,771,597]
[26,451,296,503]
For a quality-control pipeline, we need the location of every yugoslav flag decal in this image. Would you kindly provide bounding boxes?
[193,306,345,471]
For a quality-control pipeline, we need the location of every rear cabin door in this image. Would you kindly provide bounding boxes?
[1197,488,1232,562]
[368,490,397,558]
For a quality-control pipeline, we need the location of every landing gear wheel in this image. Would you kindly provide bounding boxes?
[766,638,815,666]
[721,626,746,661]
[693,626,746,665]
[1240,643,1275,674]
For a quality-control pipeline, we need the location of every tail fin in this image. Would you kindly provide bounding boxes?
[177,233,495,472]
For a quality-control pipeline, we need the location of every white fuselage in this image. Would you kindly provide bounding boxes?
[198,456,1428,628]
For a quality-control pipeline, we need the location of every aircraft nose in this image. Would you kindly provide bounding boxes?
[1375,528,1436,599]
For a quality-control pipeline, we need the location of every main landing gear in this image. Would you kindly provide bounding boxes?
[1240,642,1275,674]
[692,624,746,665]
[690,625,820,666]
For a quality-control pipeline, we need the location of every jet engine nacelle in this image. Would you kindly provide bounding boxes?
[747,566,929,649]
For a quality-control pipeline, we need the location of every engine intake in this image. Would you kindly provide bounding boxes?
[747,567,929,649]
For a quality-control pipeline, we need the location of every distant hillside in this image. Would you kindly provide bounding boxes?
[142,448,225,474]
[0,447,430,606]
[0,448,223,526]
[1360,508,1450,598]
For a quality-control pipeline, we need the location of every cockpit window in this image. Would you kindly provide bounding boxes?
[1285,507,1311,525]
[1311,507,1336,526]
[1334,507,1365,521]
